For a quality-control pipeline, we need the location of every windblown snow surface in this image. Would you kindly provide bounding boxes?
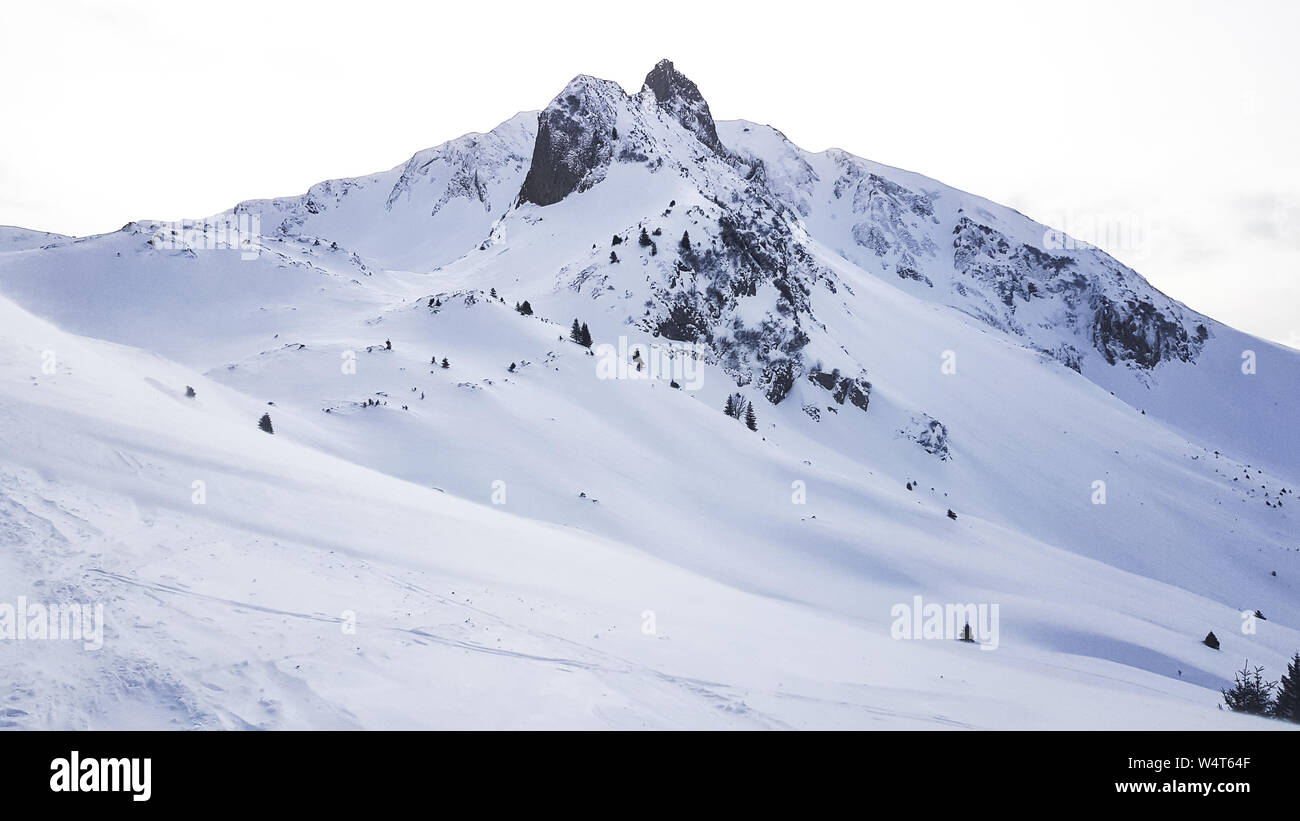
[0,61,1296,729]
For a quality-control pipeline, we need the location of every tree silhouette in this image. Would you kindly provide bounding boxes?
[1222,660,1276,716]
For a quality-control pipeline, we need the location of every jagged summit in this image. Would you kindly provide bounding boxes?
[516,60,726,207]
[641,59,725,155]
[516,75,626,207]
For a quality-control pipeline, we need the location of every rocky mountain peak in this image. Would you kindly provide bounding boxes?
[641,59,725,155]
[516,75,629,207]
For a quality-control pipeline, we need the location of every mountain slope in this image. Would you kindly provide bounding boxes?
[0,59,1296,729]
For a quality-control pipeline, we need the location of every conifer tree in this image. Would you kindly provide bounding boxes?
[1222,660,1276,716]
[745,403,757,431]
[1274,652,1300,722]
[579,323,592,348]
[258,413,274,434]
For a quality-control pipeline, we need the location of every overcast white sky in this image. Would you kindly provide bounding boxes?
[2,0,1296,346]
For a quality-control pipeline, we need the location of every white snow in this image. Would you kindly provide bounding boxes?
[0,68,1296,730]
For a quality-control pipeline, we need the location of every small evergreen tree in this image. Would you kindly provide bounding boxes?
[258,413,274,434]
[579,323,592,348]
[960,622,975,643]
[518,300,533,315]
[1204,631,1221,650]
[947,509,958,520]
[570,319,582,344]
[745,403,757,431]
[385,339,391,350]
[638,228,652,247]
[441,358,450,369]
[490,287,497,298]
[1274,652,1300,722]
[1222,660,1276,716]
[679,230,691,253]
[185,386,196,398]
[611,234,623,246]
[725,393,746,420]
[610,251,619,264]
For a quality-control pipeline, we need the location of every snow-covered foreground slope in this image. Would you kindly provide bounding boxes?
[0,60,1296,729]
[0,292,1292,729]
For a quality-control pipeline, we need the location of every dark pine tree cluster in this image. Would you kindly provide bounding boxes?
[1222,652,1300,722]
[569,319,592,347]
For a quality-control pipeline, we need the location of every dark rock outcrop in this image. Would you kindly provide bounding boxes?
[808,367,871,412]
[517,77,622,207]
[642,59,726,156]
[1090,293,1204,368]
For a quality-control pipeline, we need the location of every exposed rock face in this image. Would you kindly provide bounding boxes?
[950,213,1206,370]
[635,182,830,406]
[900,414,951,461]
[519,61,727,208]
[642,59,726,156]
[516,61,826,405]
[840,166,942,289]
[719,121,1218,383]
[808,367,871,412]
[517,76,624,207]
[1090,293,1208,368]
[952,215,1080,306]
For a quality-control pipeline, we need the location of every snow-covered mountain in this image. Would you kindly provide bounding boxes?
[0,60,1296,729]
